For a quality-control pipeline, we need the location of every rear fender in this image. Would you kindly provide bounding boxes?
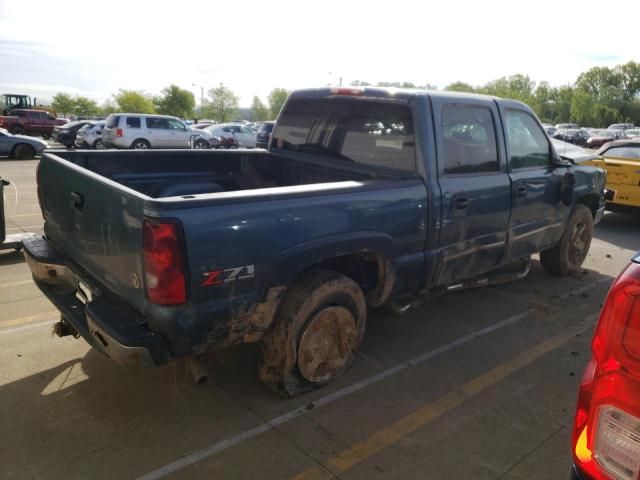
[265,232,396,304]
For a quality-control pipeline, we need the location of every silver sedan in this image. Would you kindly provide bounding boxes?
[0,128,48,159]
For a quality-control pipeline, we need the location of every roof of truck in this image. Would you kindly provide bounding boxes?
[289,86,505,103]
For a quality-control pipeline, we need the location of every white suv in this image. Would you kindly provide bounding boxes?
[102,114,213,149]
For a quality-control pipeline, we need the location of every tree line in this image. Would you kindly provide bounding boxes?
[50,85,290,123]
[352,61,640,127]
[49,60,640,127]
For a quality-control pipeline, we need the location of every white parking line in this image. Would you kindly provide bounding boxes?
[136,309,534,480]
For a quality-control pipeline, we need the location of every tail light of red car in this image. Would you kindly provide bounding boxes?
[142,219,187,305]
[572,259,640,480]
[115,128,123,138]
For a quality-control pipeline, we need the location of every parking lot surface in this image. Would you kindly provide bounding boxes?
[1,156,638,480]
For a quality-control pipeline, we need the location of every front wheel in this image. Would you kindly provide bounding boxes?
[94,139,104,149]
[193,139,208,149]
[540,204,593,276]
[258,270,367,397]
[12,144,35,160]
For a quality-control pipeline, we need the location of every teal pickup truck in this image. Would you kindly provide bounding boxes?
[24,87,606,396]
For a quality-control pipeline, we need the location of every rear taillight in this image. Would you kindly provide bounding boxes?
[142,219,187,305]
[115,128,123,138]
[573,262,640,480]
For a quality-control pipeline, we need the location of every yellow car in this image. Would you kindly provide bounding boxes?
[582,140,640,211]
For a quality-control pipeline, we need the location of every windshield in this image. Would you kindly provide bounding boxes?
[271,97,416,172]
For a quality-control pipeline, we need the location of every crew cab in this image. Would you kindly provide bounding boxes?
[24,87,606,396]
[0,109,66,137]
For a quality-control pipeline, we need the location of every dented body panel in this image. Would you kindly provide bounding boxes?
[27,87,606,366]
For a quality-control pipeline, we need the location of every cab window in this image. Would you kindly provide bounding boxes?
[505,110,551,169]
[441,104,498,174]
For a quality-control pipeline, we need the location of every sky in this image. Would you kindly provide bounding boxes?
[1,0,639,108]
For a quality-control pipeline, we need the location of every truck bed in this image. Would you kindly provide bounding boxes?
[52,149,395,199]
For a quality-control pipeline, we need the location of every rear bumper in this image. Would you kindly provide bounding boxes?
[22,236,169,367]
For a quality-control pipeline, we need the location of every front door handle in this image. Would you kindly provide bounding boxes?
[453,196,469,210]
[516,186,528,197]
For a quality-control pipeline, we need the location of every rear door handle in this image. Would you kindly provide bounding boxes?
[70,192,84,211]
[516,186,528,197]
[453,196,469,210]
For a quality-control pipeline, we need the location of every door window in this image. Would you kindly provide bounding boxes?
[167,119,185,130]
[441,104,498,174]
[146,118,169,129]
[126,117,141,128]
[505,110,551,169]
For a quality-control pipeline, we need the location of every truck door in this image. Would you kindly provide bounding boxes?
[432,99,511,286]
[499,105,564,262]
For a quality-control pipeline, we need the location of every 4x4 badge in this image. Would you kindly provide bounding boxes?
[201,265,255,287]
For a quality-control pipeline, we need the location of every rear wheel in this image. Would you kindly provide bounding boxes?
[12,144,35,160]
[258,270,366,397]
[541,204,593,275]
[9,125,25,135]
[131,139,150,149]
[193,138,208,149]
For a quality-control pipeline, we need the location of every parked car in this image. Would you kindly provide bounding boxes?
[580,140,640,212]
[571,252,640,480]
[255,121,275,148]
[102,114,214,149]
[0,109,66,138]
[53,121,93,148]
[24,87,605,397]
[205,123,256,148]
[553,128,590,146]
[621,128,640,139]
[607,122,635,131]
[556,123,580,130]
[0,127,48,159]
[585,129,619,149]
[191,122,215,130]
[74,121,105,149]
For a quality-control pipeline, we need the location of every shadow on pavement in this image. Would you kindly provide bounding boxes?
[595,211,640,252]
[0,249,26,266]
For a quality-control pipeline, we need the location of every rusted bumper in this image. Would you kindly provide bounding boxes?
[23,236,169,368]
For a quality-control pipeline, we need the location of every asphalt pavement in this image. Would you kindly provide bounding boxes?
[0,155,638,480]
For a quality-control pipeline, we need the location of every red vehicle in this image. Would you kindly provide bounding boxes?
[0,109,66,138]
[572,252,640,480]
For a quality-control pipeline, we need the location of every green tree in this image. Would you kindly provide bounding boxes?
[251,96,269,121]
[268,88,290,118]
[72,96,99,117]
[153,85,195,118]
[202,83,239,122]
[51,93,75,117]
[445,81,476,93]
[99,100,117,116]
[480,74,535,105]
[114,89,155,113]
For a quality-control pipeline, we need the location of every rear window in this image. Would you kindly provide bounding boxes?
[271,98,416,172]
[106,115,121,128]
[259,122,274,134]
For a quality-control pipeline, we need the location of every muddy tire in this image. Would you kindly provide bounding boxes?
[258,270,366,397]
[540,204,593,276]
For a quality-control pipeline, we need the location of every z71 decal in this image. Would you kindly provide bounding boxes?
[201,265,255,287]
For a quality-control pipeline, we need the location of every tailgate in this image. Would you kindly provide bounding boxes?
[600,157,640,185]
[38,153,148,314]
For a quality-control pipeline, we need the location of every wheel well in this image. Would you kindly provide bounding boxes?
[11,143,32,155]
[576,194,600,219]
[131,138,150,147]
[298,252,391,307]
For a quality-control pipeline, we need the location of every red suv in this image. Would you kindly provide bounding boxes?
[572,253,640,480]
